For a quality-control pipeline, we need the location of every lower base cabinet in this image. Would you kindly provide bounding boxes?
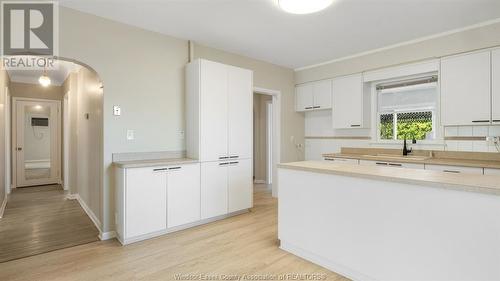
[359,160,425,170]
[201,158,253,219]
[167,164,201,228]
[484,168,500,176]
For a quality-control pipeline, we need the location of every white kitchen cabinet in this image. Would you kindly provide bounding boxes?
[424,164,483,175]
[121,166,168,241]
[186,59,253,162]
[228,65,253,159]
[228,159,253,213]
[167,163,201,228]
[484,168,500,176]
[295,84,314,111]
[295,80,332,112]
[359,160,425,170]
[332,73,366,129]
[201,161,229,219]
[492,49,500,124]
[441,51,491,126]
[323,157,359,164]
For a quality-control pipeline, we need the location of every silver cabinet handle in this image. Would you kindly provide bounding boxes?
[304,106,313,110]
[472,120,490,123]
[219,156,229,160]
[375,162,388,166]
[229,161,239,165]
[493,120,500,123]
[443,170,460,173]
[350,124,361,127]
[312,106,320,109]
[219,162,229,166]
[388,163,402,167]
[168,167,181,170]
[229,155,239,159]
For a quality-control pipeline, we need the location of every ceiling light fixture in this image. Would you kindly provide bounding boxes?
[38,71,51,87]
[278,0,333,14]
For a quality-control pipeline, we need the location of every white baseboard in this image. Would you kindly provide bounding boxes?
[67,193,106,240]
[280,241,376,281]
[0,195,8,218]
[99,231,116,240]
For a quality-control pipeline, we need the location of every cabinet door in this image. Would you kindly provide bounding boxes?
[484,168,500,176]
[295,84,314,111]
[228,159,253,213]
[492,50,500,124]
[313,80,332,110]
[359,160,424,170]
[441,51,491,125]
[125,167,167,238]
[167,163,201,228]
[200,60,228,161]
[324,157,359,164]
[332,74,363,129]
[425,164,483,175]
[228,66,253,159]
[201,161,228,219]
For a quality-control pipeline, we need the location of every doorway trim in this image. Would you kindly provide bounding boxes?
[63,92,70,191]
[253,87,281,198]
[12,97,62,189]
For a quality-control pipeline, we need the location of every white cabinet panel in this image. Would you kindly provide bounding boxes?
[228,66,253,159]
[200,60,228,161]
[167,163,201,228]
[201,161,228,219]
[492,49,500,124]
[484,168,500,176]
[323,157,359,164]
[125,167,167,238]
[425,164,483,175]
[359,160,424,170]
[228,159,253,213]
[441,51,491,126]
[332,74,364,129]
[296,84,314,111]
[313,80,332,110]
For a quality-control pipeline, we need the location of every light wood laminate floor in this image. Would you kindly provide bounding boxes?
[0,185,99,263]
[0,184,349,281]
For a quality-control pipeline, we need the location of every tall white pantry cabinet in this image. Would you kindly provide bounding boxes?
[186,59,254,219]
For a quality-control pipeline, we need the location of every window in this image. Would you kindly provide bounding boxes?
[377,76,438,141]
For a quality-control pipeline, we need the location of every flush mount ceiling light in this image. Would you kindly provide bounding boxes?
[278,0,333,14]
[38,71,51,87]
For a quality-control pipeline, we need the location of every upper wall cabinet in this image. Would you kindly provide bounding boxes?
[332,73,368,129]
[295,79,332,112]
[441,51,491,126]
[492,49,500,124]
[186,59,253,161]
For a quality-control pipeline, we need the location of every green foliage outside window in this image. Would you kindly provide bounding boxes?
[380,111,433,140]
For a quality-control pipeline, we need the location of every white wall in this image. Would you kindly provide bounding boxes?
[0,67,9,207]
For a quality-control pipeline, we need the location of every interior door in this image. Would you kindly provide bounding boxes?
[15,100,60,187]
[227,65,253,160]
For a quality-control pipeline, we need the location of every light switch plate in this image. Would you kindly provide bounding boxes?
[113,105,121,116]
[127,130,134,140]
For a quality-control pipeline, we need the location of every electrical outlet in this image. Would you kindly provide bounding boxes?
[179,131,185,140]
[113,105,121,116]
[127,130,134,140]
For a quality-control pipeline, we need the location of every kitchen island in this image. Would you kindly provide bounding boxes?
[278,161,500,281]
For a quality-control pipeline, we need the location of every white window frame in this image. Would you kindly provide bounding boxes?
[377,107,437,142]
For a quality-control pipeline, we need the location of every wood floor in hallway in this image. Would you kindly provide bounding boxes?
[0,185,99,263]
[0,184,349,281]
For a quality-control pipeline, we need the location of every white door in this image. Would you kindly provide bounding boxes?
[295,84,313,111]
[15,100,60,187]
[492,49,500,124]
[167,163,201,228]
[228,159,253,213]
[201,161,228,219]
[125,167,167,238]
[228,65,253,160]
[200,60,228,161]
[313,80,332,110]
[332,74,363,128]
[441,51,491,125]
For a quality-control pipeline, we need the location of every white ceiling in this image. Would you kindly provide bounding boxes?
[7,58,81,86]
[59,0,500,69]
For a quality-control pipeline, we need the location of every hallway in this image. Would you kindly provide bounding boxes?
[0,185,99,263]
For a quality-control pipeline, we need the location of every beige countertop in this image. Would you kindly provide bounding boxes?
[278,161,500,196]
[323,153,500,169]
[114,158,199,168]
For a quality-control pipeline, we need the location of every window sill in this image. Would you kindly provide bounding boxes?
[369,140,446,147]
